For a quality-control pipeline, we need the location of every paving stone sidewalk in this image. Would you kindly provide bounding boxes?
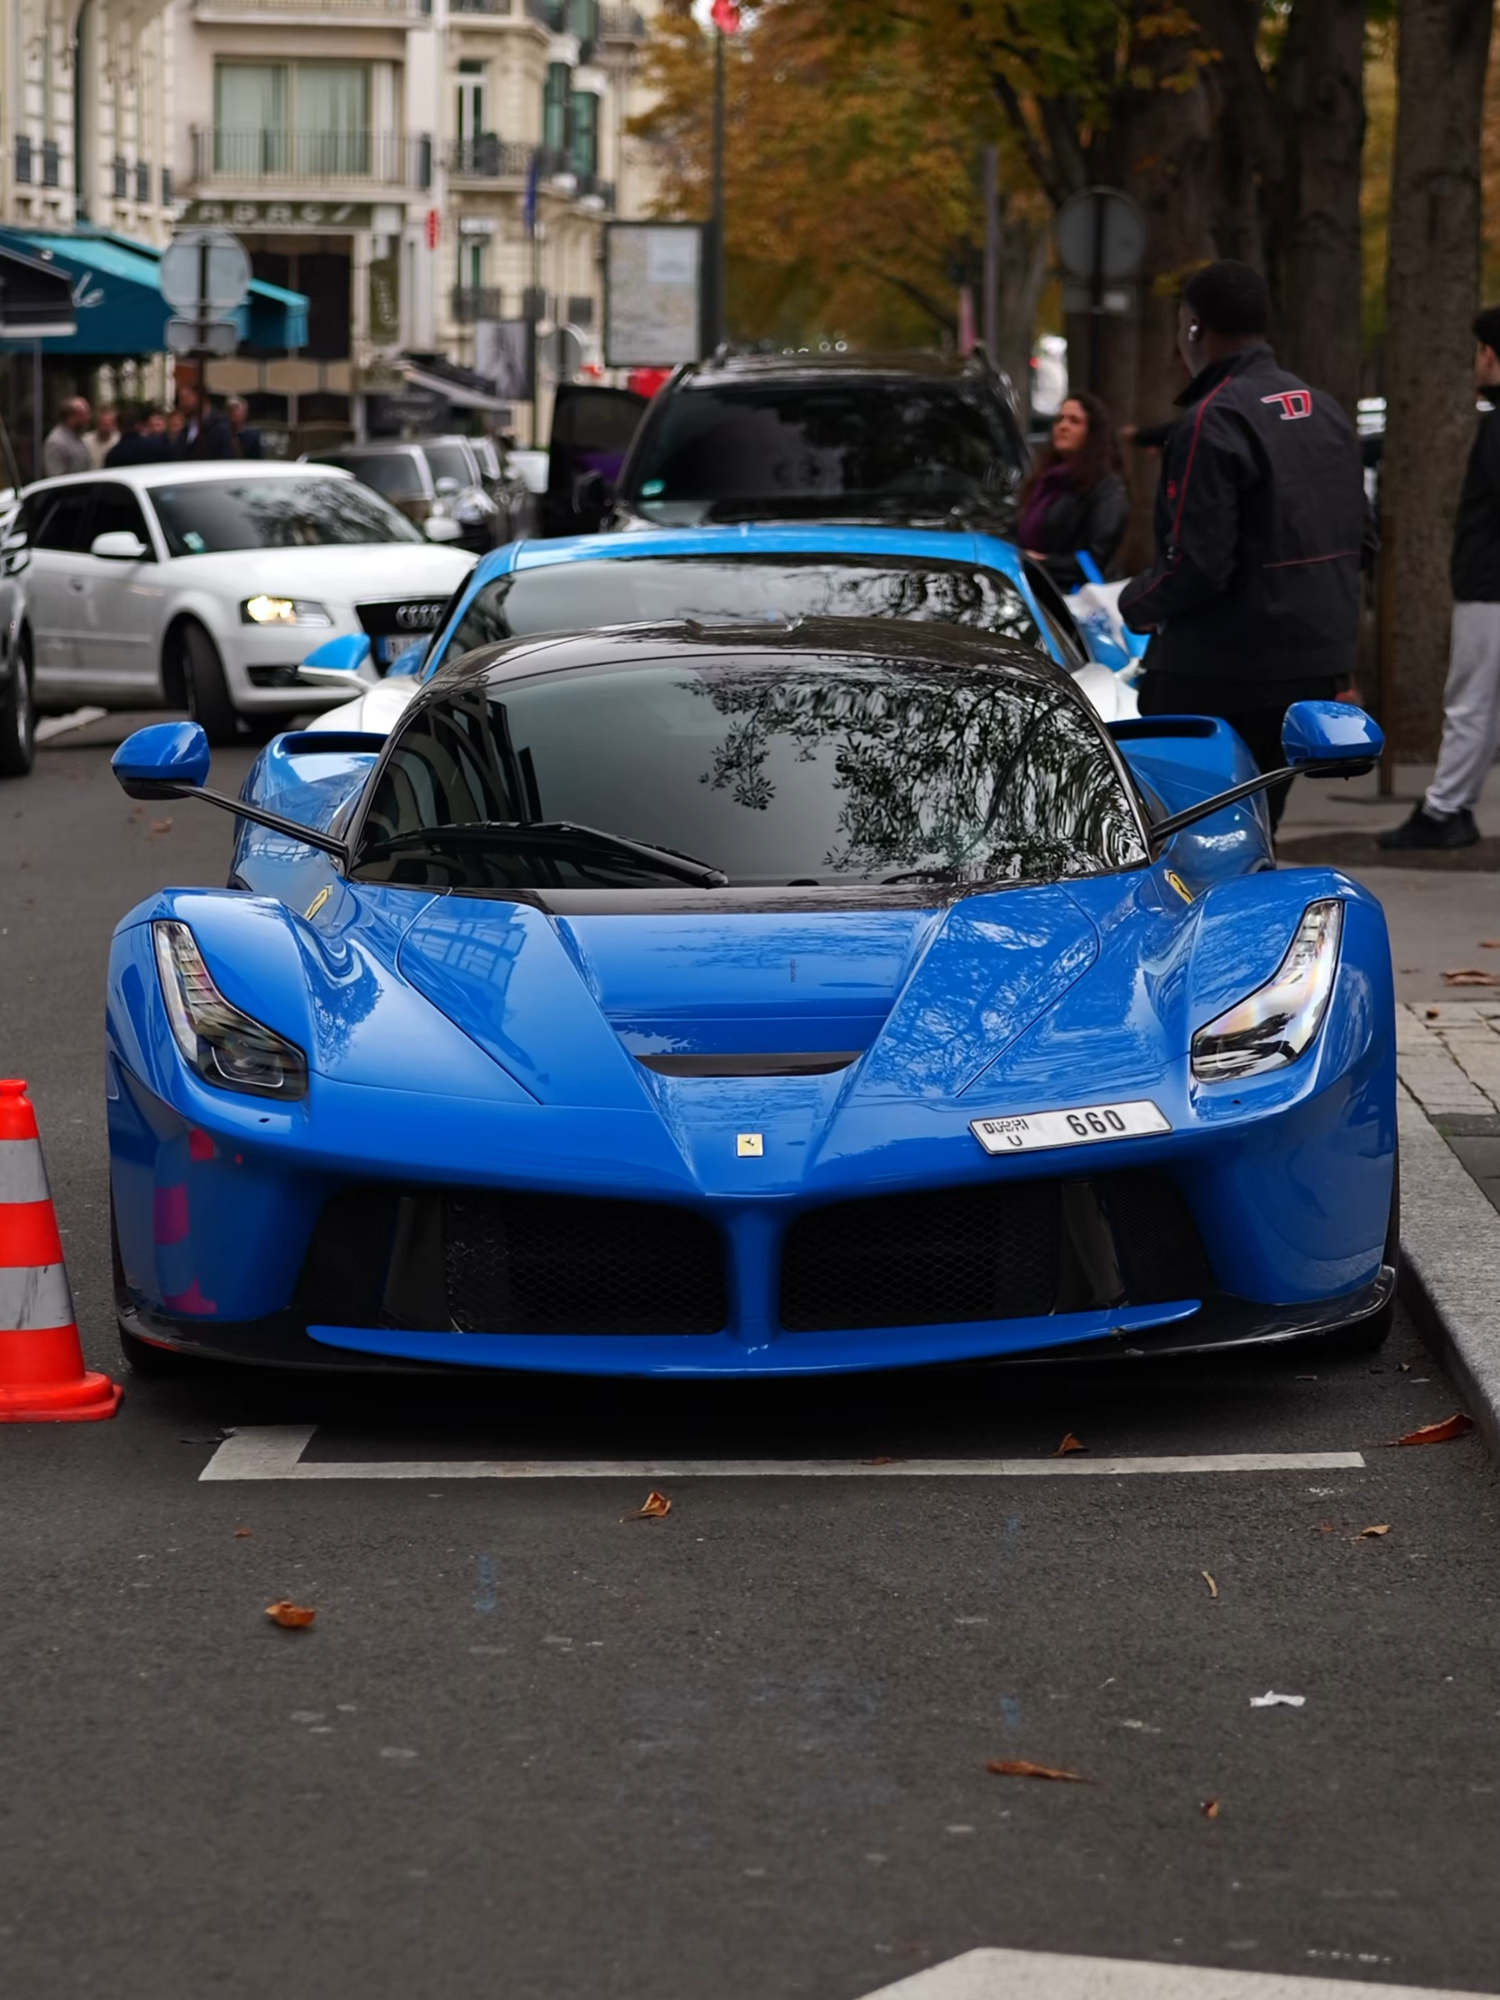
[1396,1000,1500,1215]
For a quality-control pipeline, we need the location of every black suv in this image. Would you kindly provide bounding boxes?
[542,350,1029,540]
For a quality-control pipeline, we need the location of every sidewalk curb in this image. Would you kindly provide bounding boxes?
[1396,1085,1500,1461]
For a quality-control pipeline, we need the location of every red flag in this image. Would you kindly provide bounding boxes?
[711,0,741,31]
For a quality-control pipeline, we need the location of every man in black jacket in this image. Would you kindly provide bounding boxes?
[1379,308,1500,849]
[1120,261,1367,829]
[173,383,235,460]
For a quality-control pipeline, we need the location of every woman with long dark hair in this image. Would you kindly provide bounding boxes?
[1016,391,1129,590]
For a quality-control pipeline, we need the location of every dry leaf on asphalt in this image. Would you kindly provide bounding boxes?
[1202,1571,1219,1598]
[1482,940,1500,949]
[1054,1433,1087,1457]
[1394,1413,1474,1447]
[150,818,173,835]
[1442,968,1500,987]
[233,1527,252,1538]
[985,1759,1090,1783]
[1201,1799,1220,1819]
[265,1600,316,1629]
[1358,1524,1391,1538]
[1425,1007,1441,1019]
[863,1456,895,1466]
[624,1490,672,1520]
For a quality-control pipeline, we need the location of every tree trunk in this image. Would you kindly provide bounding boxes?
[993,211,1050,427]
[1385,0,1492,758]
[1265,0,1367,414]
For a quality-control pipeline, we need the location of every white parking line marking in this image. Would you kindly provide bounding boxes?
[860,1946,1491,1999]
[200,1427,1366,1483]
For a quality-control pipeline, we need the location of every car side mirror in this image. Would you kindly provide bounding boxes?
[424,515,464,543]
[298,632,373,687]
[571,468,611,518]
[91,530,149,561]
[434,475,462,498]
[1,532,28,576]
[1281,699,1383,774]
[112,721,210,799]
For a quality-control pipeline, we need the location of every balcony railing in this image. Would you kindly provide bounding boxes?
[195,0,428,14]
[598,4,646,37]
[446,138,613,206]
[192,129,432,189]
[451,286,505,323]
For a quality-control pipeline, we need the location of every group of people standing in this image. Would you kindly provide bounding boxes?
[41,388,261,479]
[1021,256,1500,846]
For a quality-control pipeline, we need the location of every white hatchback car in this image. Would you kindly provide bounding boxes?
[1,461,475,743]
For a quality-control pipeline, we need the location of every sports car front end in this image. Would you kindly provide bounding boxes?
[105,621,1396,1378]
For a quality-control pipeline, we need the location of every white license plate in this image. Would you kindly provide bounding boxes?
[970,1100,1171,1156]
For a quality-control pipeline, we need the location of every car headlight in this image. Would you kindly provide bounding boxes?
[241,595,334,627]
[1190,900,1344,1082]
[153,921,308,1100]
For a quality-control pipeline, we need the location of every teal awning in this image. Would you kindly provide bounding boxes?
[0,227,309,355]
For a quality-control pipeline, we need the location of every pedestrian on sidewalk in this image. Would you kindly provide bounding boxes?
[173,383,234,460]
[41,397,92,479]
[1379,309,1500,851]
[105,404,170,468]
[84,405,119,468]
[1119,260,1367,832]
[1016,391,1129,589]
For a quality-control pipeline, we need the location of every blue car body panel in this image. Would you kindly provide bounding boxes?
[111,662,1397,1377]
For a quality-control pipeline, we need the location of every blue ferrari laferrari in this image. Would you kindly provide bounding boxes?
[105,617,1396,1379]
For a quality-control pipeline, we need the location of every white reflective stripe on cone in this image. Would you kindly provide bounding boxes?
[0,1138,50,1204]
[0,1263,75,1331]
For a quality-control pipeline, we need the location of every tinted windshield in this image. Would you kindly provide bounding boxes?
[318,452,425,500]
[625,381,1025,526]
[430,557,1043,673]
[354,656,1144,892]
[151,477,423,555]
[421,444,476,489]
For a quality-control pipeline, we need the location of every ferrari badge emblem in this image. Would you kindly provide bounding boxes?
[736,1133,764,1158]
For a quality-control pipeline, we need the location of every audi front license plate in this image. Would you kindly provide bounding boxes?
[970,1100,1171,1156]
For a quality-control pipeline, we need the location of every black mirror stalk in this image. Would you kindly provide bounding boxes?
[129,780,350,862]
[1148,759,1374,849]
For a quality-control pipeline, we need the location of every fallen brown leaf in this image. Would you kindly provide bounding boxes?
[1201,1798,1220,1819]
[1054,1432,1087,1457]
[1442,968,1500,987]
[985,1759,1090,1783]
[1425,1007,1440,1019]
[1394,1413,1474,1447]
[233,1527,252,1538]
[150,818,173,834]
[1202,1570,1218,1599]
[265,1600,315,1628]
[1359,1523,1391,1537]
[1482,940,1500,949]
[863,1456,896,1466]
[1399,1361,1411,1373]
[624,1490,671,1520]
[1314,1522,1337,1533]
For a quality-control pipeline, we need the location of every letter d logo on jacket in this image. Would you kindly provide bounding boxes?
[1261,390,1313,420]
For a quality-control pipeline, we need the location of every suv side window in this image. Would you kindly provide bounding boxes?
[90,483,154,556]
[32,486,97,553]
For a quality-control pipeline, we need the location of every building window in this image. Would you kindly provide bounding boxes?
[456,60,486,144]
[136,160,151,203]
[15,135,33,184]
[113,156,128,199]
[41,139,61,188]
[542,63,569,158]
[214,62,372,178]
[161,165,174,205]
[568,89,597,177]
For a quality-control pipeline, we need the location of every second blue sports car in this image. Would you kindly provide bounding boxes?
[104,617,1395,1379]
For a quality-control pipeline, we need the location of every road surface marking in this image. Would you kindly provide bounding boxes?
[860,1946,1492,1998]
[200,1427,1366,1483]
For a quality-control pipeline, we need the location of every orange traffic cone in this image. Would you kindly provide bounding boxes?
[0,1080,121,1422]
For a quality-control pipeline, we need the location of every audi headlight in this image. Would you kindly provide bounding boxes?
[1191,900,1343,1083]
[153,921,308,1100]
[241,595,333,627]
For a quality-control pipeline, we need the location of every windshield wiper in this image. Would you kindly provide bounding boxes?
[359,820,730,887]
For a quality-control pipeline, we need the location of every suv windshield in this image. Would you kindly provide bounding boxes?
[624,381,1025,528]
[354,655,1145,892]
[420,443,476,489]
[429,557,1044,674]
[151,477,424,555]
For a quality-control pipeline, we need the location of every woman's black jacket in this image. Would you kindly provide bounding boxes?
[1027,472,1129,590]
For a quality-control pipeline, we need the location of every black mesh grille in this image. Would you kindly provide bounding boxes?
[1096,1171,1214,1304]
[443,1191,726,1335]
[294,1187,399,1322]
[780,1181,1062,1332]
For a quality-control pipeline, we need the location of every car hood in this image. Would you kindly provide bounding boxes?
[167,543,474,602]
[393,886,1101,1133]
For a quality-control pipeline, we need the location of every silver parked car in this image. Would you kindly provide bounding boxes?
[305,437,502,554]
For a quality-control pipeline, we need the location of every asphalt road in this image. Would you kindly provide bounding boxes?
[3,721,1500,2000]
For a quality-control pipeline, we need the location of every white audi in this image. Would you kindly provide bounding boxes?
[0,461,475,743]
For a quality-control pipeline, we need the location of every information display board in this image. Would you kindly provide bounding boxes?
[604,223,705,368]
